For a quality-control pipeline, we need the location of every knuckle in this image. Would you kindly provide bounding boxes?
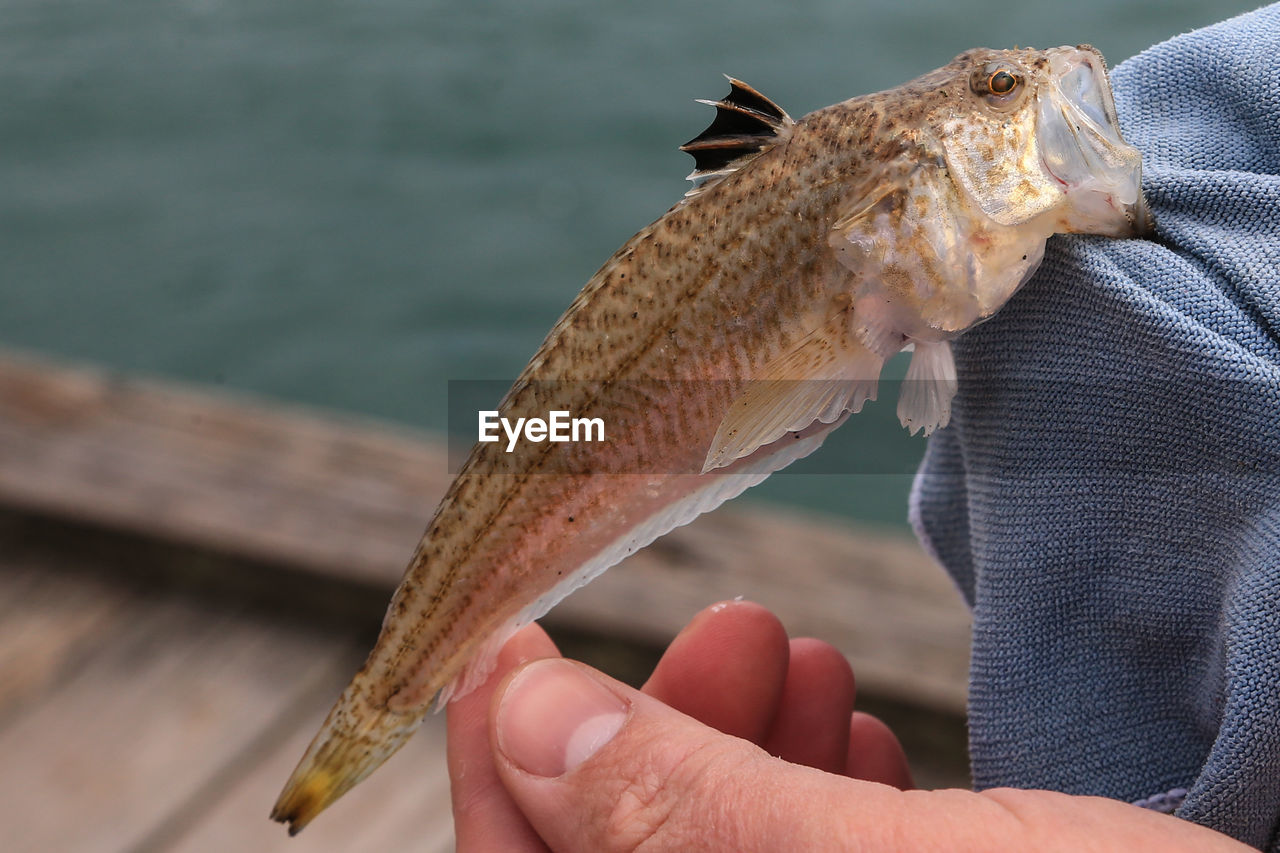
[601,738,742,852]
[450,773,501,827]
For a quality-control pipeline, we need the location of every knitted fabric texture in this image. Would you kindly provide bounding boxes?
[909,6,1280,849]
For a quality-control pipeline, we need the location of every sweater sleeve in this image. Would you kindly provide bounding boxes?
[909,5,1280,849]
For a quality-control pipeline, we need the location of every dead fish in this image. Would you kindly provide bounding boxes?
[272,45,1148,832]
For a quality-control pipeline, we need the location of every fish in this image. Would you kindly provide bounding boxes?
[271,44,1149,833]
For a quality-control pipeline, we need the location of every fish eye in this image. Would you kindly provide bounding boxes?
[970,63,1025,106]
[988,69,1018,95]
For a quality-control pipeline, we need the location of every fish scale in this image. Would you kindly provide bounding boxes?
[272,44,1149,833]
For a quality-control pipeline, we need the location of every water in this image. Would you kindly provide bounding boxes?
[0,0,1257,527]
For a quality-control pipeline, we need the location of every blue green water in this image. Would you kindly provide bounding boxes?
[0,1,1258,527]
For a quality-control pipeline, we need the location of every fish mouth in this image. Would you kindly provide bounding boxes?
[1037,47,1151,236]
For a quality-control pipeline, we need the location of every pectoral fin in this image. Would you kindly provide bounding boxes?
[703,308,884,473]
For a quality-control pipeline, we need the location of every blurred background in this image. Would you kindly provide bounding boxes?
[0,0,1255,525]
[0,1,1261,850]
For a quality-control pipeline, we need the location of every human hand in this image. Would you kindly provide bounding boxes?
[447,600,1247,851]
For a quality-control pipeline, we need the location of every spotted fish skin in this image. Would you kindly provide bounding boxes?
[272,45,1148,833]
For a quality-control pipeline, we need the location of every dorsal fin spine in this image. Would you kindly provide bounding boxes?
[680,77,793,188]
[718,76,788,121]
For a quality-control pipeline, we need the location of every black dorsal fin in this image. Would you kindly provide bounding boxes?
[680,77,794,188]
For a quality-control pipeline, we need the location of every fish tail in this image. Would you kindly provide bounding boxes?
[270,680,427,835]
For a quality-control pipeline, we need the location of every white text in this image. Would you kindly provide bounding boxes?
[478,410,605,452]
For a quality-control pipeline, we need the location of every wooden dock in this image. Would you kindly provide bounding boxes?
[0,349,972,851]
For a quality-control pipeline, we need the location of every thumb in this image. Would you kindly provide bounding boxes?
[488,657,909,852]
[485,659,1256,853]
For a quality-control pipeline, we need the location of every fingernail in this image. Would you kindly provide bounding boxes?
[496,658,629,777]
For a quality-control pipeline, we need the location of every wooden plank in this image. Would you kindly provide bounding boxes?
[0,595,349,853]
[0,562,136,721]
[0,348,970,712]
[0,351,446,586]
[0,557,458,852]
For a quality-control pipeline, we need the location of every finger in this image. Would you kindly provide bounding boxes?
[448,624,559,852]
[846,711,914,789]
[641,599,789,742]
[490,656,911,853]
[760,638,856,774]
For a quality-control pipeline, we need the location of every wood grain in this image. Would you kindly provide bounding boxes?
[0,559,456,852]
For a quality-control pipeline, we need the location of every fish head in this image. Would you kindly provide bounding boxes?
[934,45,1149,237]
